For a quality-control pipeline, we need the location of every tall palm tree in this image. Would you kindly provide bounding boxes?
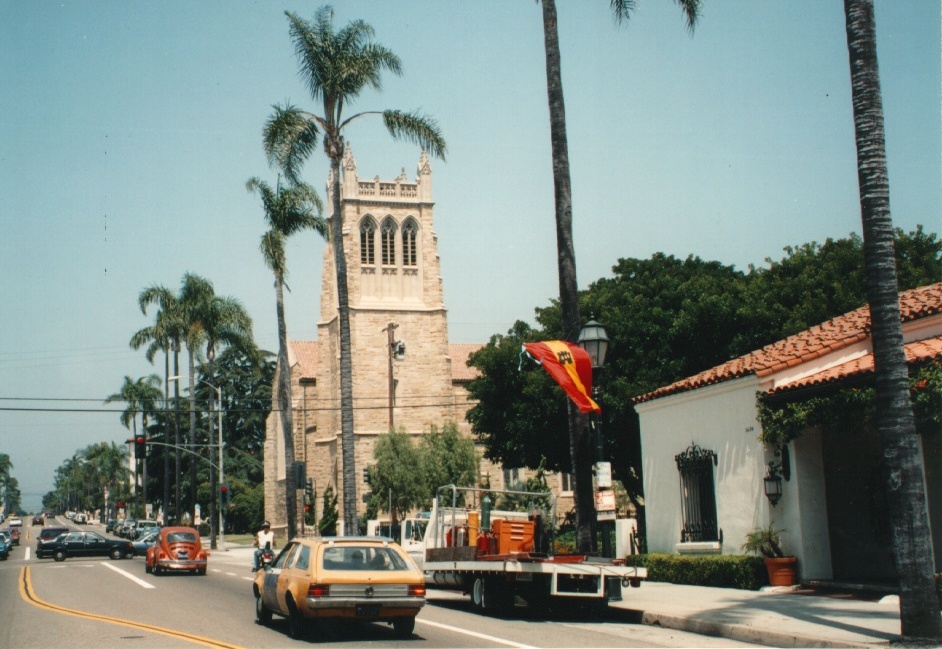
[842,0,941,641]
[248,176,326,540]
[263,5,446,535]
[84,442,130,519]
[104,375,163,518]
[538,0,700,553]
[187,281,253,548]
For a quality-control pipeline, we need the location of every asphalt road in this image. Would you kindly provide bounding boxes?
[0,519,756,648]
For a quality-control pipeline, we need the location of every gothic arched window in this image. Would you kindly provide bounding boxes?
[381,217,396,266]
[360,217,376,265]
[402,219,418,267]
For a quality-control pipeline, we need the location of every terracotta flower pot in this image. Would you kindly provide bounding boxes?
[764,556,798,586]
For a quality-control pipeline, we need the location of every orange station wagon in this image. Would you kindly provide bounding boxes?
[253,536,426,640]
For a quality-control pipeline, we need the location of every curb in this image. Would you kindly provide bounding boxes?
[610,607,893,649]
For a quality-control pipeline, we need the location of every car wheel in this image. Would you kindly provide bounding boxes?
[145,562,152,574]
[196,567,206,576]
[393,616,415,639]
[154,564,162,576]
[255,595,272,626]
[109,548,123,560]
[53,550,66,562]
[286,599,307,640]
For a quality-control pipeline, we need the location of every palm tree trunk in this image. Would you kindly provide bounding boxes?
[329,139,359,536]
[188,347,197,523]
[173,346,181,525]
[541,0,595,554]
[208,351,217,550]
[843,0,941,641]
[276,275,298,540]
[163,347,170,524]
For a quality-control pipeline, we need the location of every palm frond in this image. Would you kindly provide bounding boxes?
[609,0,637,25]
[264,103,321,185]
[382,110,447,160]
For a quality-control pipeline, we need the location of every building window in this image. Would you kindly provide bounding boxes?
[560,473,573,494]
[402,219,418,267]
[503,467,524,490]
[674,443,719,543]
[381,218,396,266]
[360,218,376,265]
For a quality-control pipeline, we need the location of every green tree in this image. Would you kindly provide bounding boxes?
[319,483,339,536]
[248,176,326,540]
[0,453,12,495]
[3,476,21,515]
[536,0,701,554]
[84,441,131,520]
[368,429,425,526]
[420,422,478,502]
[104,375,163,518]
[263,5,446,535]
[842,0,940,640]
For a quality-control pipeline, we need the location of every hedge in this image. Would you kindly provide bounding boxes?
[623,553,768,591]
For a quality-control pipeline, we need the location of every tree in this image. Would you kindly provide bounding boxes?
[368,429,426,526]
[419,422,479,503]
[248,176,326,540]
[536,0,701,553]
[319,483,339,537]
[104,375,163,518]
[842,0,941,640]
[135,284,186,523]
[263,5,446,535]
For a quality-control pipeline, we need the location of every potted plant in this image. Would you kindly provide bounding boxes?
[742,524,798,586]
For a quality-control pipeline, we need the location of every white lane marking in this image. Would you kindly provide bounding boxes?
[416,617,538,648]
[242,577,254,581]
[24,547,31,561]
[101,561,155,589]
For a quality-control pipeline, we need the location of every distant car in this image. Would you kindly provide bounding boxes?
[133,520,160,538]
[131,530,159,557]
[9,528,19,546]
[0,530,11,551]
[146,526,208,576]
[106,519,120,534]
[45,530,133,561]
[253,537,425,640]
[119,519,138,539]
[0,534,8,560]
[73,513,87,524]
[32,515,44,526]
[35,526,70,558]
[8,517,22,527]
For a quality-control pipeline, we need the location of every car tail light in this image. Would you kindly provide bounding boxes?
[409,585,426,597]
[308,584,329,598]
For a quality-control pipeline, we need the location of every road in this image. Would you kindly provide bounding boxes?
[0,519,757,648]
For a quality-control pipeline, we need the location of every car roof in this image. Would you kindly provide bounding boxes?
[289,536,405,549]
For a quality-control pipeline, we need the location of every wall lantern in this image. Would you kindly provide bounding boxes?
[763,466,783,507]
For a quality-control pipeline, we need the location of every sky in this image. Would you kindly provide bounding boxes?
[1,1,939,511]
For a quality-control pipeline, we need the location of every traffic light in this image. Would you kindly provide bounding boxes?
[364,465,373,486]
[305,478,314,503]
[220,483,230,505]
[294,461,306,486]
[135,436,147,459]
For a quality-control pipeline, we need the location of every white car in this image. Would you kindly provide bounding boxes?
[8,517,22,527]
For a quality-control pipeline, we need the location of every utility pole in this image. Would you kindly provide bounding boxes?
[383,323,399,430]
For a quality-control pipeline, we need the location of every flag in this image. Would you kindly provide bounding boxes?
[522,341,600,413]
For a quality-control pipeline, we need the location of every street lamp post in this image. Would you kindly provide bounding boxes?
[168,376,225,551]
[577,318,612,558]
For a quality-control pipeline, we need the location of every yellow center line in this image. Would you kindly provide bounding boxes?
[18,567,245,649]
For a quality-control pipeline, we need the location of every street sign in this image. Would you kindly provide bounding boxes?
[595,462,612,489]
[595,489,616,511]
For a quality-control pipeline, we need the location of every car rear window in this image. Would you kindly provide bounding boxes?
[166,532,197,544]
[322,545,410,571]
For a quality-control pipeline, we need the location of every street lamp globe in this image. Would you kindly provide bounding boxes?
[577,319,609,370]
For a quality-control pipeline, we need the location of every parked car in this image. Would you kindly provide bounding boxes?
[105,519,121,534]
[0,533,8,560]
[0,530,11,552]
[131,530,159,557]
[253,537,425,640]
[133,520,160,538]
[32,515,44,526]
[9,528,19,546]
[145,526,208,576]
[8,517,22,527]
[45,530,133,561]
[35,526,70,558]
[73,513,87,524]
[119,520,138,539]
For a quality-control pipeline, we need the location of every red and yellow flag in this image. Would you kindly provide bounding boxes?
[522,341,600,414]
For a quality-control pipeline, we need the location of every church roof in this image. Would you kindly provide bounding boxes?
[286,340,483,383]
[635,282,942,403]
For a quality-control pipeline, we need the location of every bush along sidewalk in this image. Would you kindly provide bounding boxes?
[623,553,768,590]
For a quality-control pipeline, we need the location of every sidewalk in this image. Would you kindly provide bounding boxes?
[610,582,908,648]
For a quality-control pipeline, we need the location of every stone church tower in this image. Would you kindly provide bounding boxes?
[264,146,482,533]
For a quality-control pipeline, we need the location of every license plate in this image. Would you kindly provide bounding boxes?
[356,605,381,618]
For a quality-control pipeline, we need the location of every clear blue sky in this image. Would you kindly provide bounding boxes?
[1,1,938,511]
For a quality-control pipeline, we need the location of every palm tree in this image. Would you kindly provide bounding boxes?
[186,280,253,548]
[842,0,941,641]
[248,176,326,540]
[132,285,186,524]
[537,0,700,553]
[104,375,164,518]
[263,5,446,535]
[84,442,130,520]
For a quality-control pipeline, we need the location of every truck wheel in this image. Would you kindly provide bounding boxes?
[482,577,513,615]
[471,577,486,611]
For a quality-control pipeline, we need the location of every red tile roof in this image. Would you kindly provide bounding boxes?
[289,340,318,380]
[635,283,942,403]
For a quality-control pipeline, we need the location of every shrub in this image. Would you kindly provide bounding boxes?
[623,553,768,590]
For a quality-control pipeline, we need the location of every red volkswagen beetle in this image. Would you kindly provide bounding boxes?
[145,526,208,576]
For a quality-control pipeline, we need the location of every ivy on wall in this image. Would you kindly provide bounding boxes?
[756,359,942,447]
